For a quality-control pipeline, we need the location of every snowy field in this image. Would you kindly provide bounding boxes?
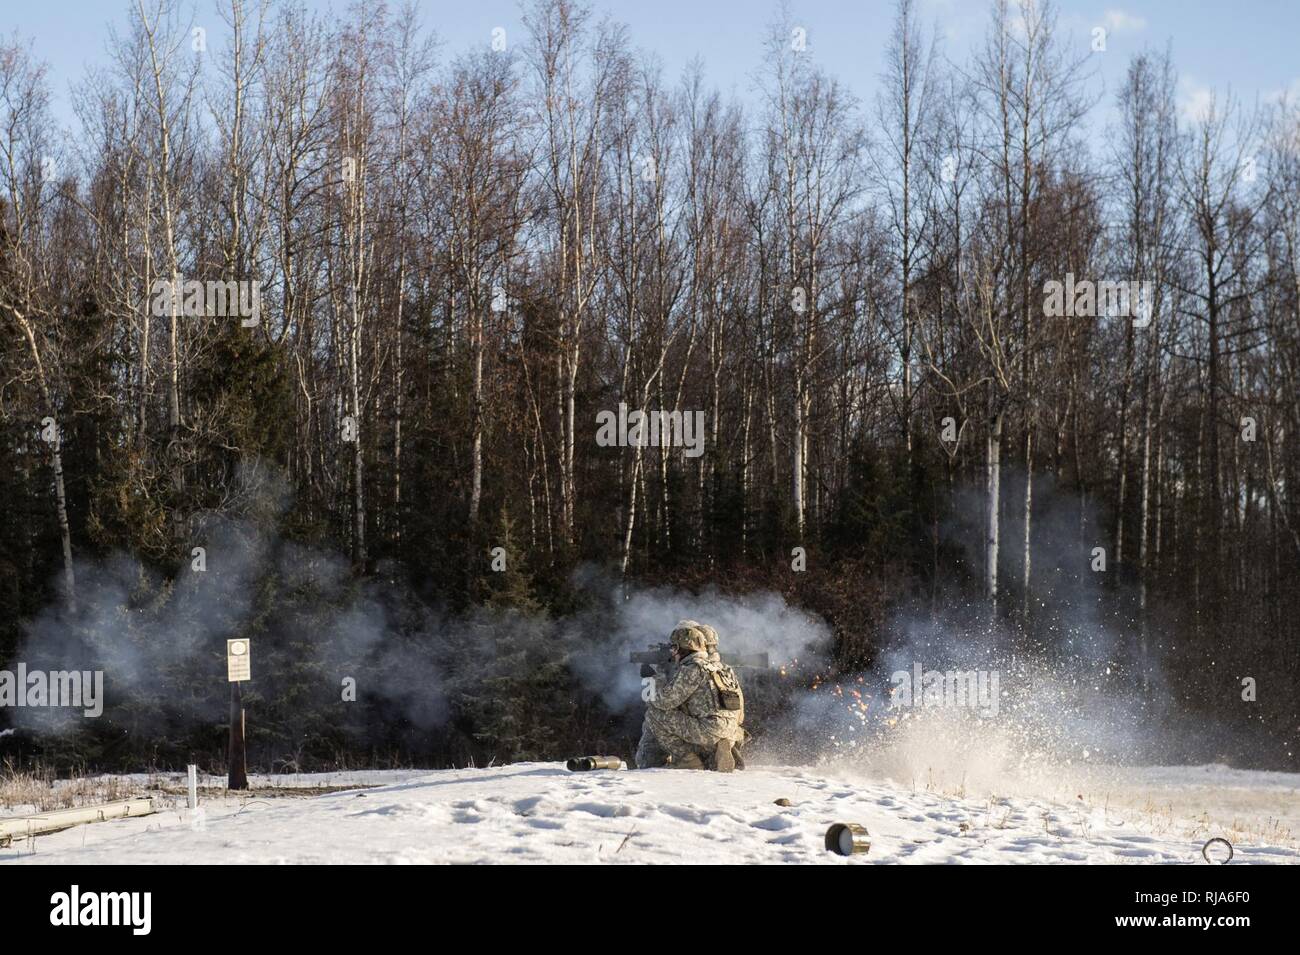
[2,762,1297,864]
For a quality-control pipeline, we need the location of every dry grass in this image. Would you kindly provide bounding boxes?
[2,760,387,818]
[0,759,141,815]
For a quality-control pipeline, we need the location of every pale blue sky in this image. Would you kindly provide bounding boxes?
[10,1,1300,135]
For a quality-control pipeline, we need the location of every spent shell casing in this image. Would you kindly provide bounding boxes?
[566,756,622,771]
[825,822,871,856]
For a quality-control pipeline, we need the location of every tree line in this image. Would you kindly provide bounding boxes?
[1,0,1296,767]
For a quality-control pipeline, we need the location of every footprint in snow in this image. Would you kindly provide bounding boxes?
[525,818,564,830]
[570,801,632,818]
[659,805,715,824]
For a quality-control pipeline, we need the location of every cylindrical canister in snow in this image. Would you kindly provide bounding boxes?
[825,822,871,856]
[566,756,622,771]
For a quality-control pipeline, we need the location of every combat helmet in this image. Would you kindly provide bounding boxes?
[696,623,720,656]
[669,622,707,655]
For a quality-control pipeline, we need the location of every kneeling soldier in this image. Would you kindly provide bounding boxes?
[636,622,740,772]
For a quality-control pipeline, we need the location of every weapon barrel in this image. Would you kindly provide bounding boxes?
[723,652,770,669]
[631,650,769,668]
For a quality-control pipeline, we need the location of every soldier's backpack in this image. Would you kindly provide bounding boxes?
[703,660,744,712]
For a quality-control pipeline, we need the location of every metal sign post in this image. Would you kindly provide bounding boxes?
[226,640,250,790]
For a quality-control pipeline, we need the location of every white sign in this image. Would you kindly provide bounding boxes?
[226,639,251,682]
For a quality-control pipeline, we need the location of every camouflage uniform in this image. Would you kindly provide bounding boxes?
[634,713,670,768]
[633,620,702,768]
[697,623,748,767]
[635,624,739,770]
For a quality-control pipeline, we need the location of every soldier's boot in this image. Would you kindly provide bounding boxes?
[672,751,706,770]
[712,738,736,773]
[732,743,745,771]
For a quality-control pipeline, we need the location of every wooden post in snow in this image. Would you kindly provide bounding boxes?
[228,682,248,790]
[226,640,250,790]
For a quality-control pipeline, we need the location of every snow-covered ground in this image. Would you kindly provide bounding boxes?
[2,762,1296,864]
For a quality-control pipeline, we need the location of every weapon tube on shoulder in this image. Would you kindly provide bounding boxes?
[566,756,623,772]
[723,652,771,669]
[628,643,674,666]
[628,645,771,669]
